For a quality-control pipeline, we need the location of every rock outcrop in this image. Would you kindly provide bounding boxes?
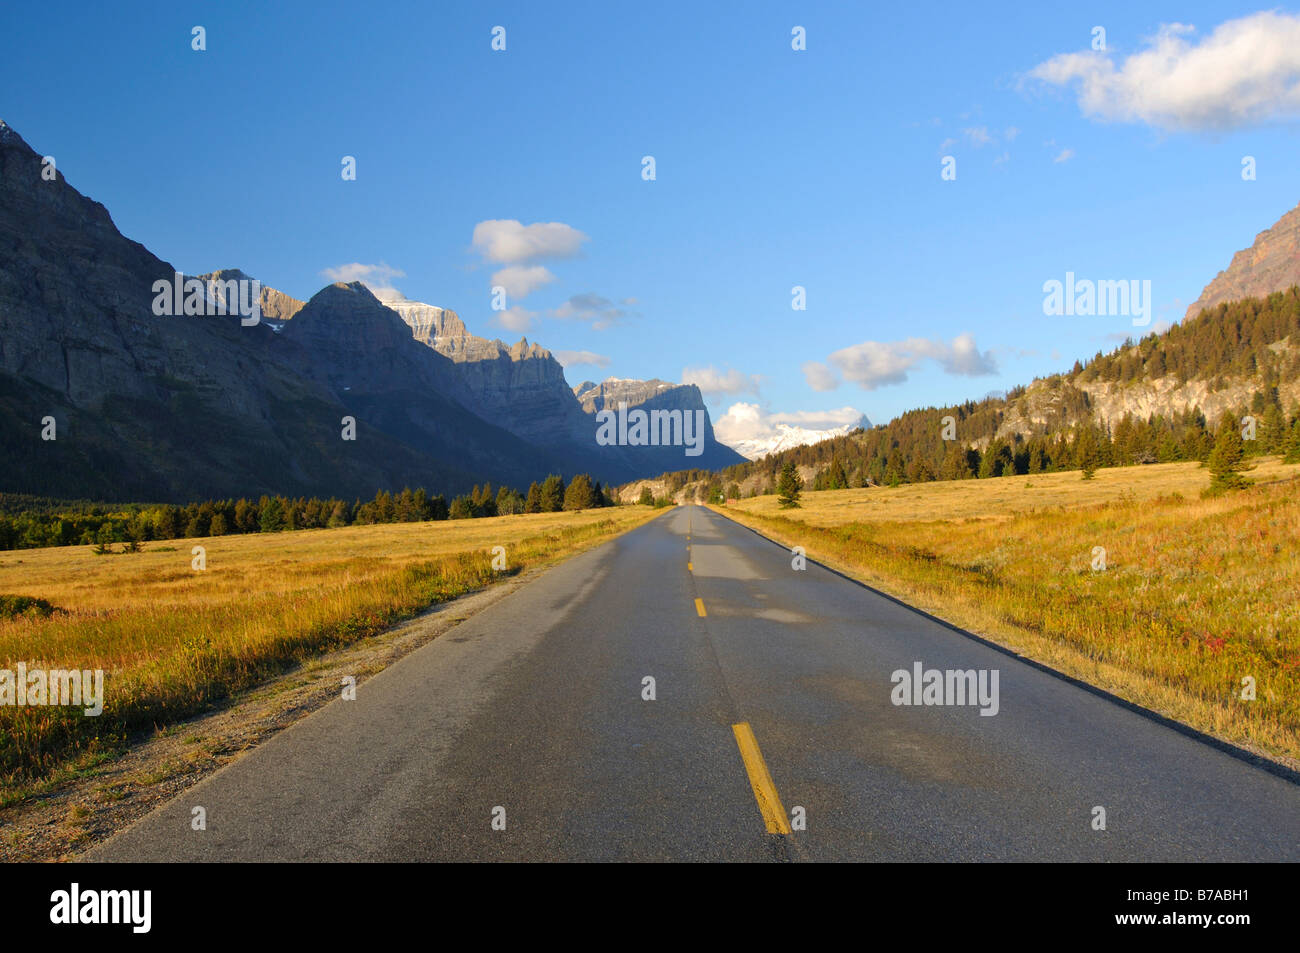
[0,119,546,500]
[1187,201,1300,320]
[196,269,305,327]
[385,296,591,447]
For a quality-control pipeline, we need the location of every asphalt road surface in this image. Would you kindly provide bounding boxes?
[88,505,1300,862]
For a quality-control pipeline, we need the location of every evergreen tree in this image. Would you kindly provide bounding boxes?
[563,474,595,511]
[1206,414,1254,493]
[259,496,286,532]
[525,482,543,513]
[776,461,802,509]
[1075,426,1103,480]
[637,486,654,506]
[539,475,565,512]
[1284,416,1300,464]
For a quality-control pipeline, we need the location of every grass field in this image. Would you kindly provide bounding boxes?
[716,457,1300,767]
[0,507,659,796]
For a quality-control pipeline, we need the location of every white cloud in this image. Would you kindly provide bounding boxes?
[681,365,761,396]
[1027,12,1300,131]
[493,305,537,333]
[471,219,588,264]
[1004,126,1020,141]
[965,126,993,147]
[551,293,638,330]
[490,264,555,299]
[320,262,406,299]
[801,360,840,392]
[824,333,999,390]
[555,349,610,367]
[713,402,867,446]
[1053,148,1075,163]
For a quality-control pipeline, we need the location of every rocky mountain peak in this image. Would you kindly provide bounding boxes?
[0,119,31,149]
[1187,200,1300,320]
[196,269,305,325]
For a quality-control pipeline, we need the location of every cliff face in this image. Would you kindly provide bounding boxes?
[0,119,549,500]
[0,117,742,500]
[196,269,305,325]
[573,378,680,413]
[1187,201,1300,320]
[384,297,590,446]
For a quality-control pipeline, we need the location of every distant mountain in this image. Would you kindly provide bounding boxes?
[573,378,680,412]
[386,298,746,474]
[0,119,545,500]
[726,414,872,460]
[0,119,741,502]
[384,296,591,447]
[646,200,1300,491]
[1187,202,1300,321]
[197,269,305,328]
[572,377,745,472]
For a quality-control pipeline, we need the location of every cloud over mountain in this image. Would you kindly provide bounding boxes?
[816,333,999,390]
[1028,12,1300,131]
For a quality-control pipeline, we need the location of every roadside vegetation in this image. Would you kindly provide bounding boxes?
[714,457,1300,767]
[0,473,617,552]
[0,506,657,798]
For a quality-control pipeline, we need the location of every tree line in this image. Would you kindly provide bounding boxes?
[0,473,617,551]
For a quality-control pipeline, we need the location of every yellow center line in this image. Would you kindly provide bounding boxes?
[687,562,693,571]
[694,597,707,617]
[732,722,792,835]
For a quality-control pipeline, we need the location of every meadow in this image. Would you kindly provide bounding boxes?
[717,457,1300,766]
[0,507,658,796]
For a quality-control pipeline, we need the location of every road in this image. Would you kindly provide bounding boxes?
[88,504,1300,861]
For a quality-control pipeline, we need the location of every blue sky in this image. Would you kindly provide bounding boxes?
[4,1,1300,446]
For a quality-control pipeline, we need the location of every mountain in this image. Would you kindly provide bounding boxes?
[0,119,546,501]
[197,269,304,328]
[0,118,740,502]
[648,201,1300,491]
[572,377,745,472]
[573,378,681,413]
[1187,202,1300,320]
[384,296,591,447]
[278,283,564,488]
[387,298,746,475]
[726,414,872,461]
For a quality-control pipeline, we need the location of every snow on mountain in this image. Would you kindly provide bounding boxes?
[716,403,871,460]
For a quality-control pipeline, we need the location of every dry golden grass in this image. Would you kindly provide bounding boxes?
[718,458,1300,767]
[0,507,659,793]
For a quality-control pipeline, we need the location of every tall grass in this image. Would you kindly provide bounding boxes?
[0,509,656,790]
[719,459,1300,764]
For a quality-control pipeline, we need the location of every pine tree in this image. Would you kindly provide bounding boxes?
[539,475,565,512]
[776,461,802,509]
[259,496,286,532]
[1285,416,1300,464]
[1206,414,1254,493]
[1075,426,1103,480]
[525,482,543,513]
[564,474,594,511]
[637,486,654,506]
